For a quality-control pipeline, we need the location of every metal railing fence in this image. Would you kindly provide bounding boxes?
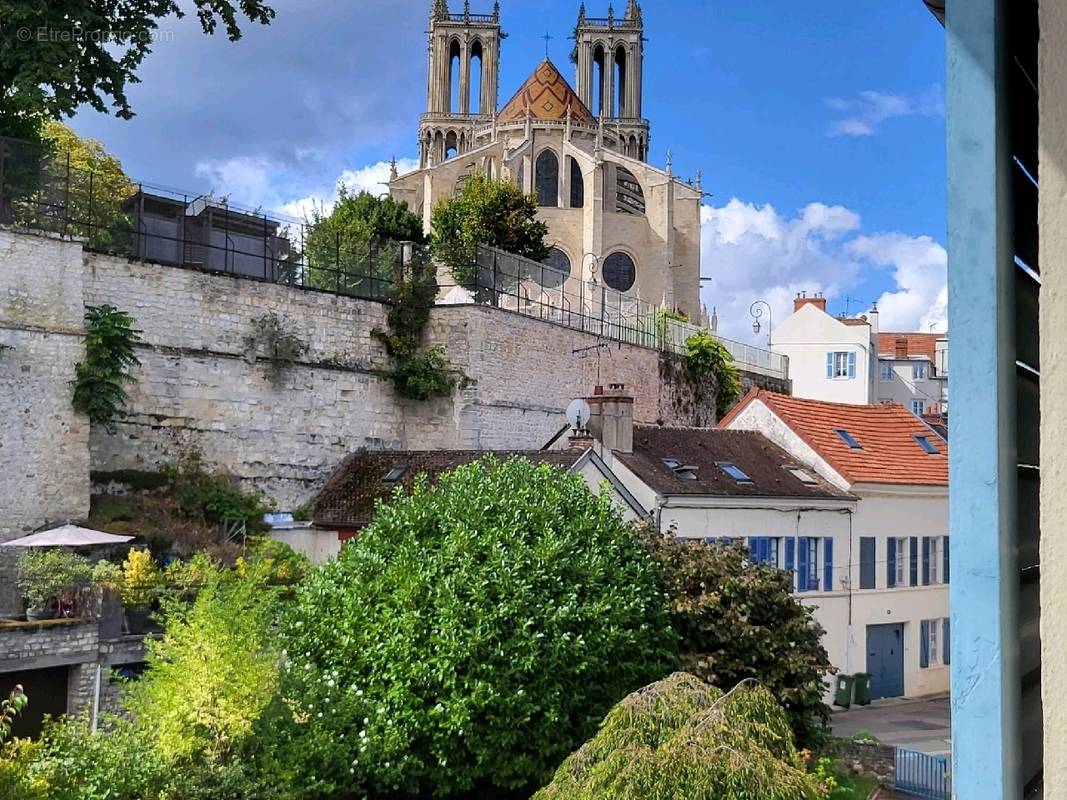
[439,245,788,376]
[0,136,410,303]
[895,748,951,799]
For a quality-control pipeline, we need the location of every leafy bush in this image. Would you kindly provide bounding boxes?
[71,304,141,430]
[247,312,308,384]
[236,538,310,586]
[430,174,549,287]
[684,330,742,419]
[16,550,92,610]
[163,452,273,531]
[120,549,160,609]
[0,737,48,800]
[124,560,283,764]
[389,345,455,400]
[90,559,123,590]
[534,672,823,800]
[279,456,677,798]
[647,535,833,747]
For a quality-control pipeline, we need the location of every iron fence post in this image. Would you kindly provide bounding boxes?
[63,152,70,238]
[87,170,94,243]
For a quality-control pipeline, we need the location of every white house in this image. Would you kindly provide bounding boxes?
[770,294,879,405]
[772,294,949,425]
[719,388,950,700]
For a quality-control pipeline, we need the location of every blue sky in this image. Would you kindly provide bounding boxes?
[68,0,947,342]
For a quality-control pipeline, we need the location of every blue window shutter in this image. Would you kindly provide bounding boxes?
[826,352,834,378]
[747,537,758,560]
[886,537,897,588]
[920,620,930,668]
[943,618,951,665]
[909,536,919,586]
[922,537,931,585]
[848,351,857,378]
[760,537,771,564]
[785,538,795,589]
[943,537,950,583]
[859,537,876,589]
[823,538,833,592]
[797,537,809,592]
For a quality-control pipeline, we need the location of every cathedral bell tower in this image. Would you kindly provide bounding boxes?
[573,1,649,161]
[421,0,503,168]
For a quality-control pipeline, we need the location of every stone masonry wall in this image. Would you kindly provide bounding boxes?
[0,230,91,612]
[1,229,777,530]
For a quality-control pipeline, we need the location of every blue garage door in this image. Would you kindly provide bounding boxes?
[866,623,905,700]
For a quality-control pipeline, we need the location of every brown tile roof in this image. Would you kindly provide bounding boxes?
[312,449,583,527]
[615,426,851,500]
[718,389,948,487]
[878,332,943,362]
[497,59,597,125]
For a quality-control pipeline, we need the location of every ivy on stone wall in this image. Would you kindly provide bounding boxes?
[71,304,141,431]
[683,330,742,419]
[373,250,456,401]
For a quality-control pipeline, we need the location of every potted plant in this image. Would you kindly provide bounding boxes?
[16,550,59,621]
[121,549,159,634]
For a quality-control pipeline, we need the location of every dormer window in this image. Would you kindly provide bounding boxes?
[661,458,699,481]
[717,462,752,484]
[834,429,863,449]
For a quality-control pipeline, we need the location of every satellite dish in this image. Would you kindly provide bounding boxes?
[566,398,591,430]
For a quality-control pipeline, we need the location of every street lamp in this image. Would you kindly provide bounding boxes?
[750,300,772,347]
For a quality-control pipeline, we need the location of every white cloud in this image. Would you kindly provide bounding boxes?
[699,198,947,342]
[826,86,944,137]
[192,156,419,222]
[847,233,948,332]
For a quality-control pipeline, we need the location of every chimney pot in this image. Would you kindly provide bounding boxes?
[793,293,828,313]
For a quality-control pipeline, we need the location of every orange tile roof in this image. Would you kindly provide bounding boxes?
[878,332,943,362]
[718,389,948,487]
[497,59,597,125]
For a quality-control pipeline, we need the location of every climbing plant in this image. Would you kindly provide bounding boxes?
[247,312,308,384]
[71,304,141,430]
[372,249,455,401]
[684,329,742,419]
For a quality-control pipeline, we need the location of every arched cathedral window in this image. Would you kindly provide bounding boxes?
[569,157,584,208]
[536,150,559,207]
[541,247,571,289]
[615,166,645,215]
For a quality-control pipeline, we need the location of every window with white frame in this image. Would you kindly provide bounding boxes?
[912,400,926,416]
[831,351,852,378]
[880,362,894,381]
[913,361,928,379]
[920,617,950,669]
[930,536,941,583]
[895,537,907,586]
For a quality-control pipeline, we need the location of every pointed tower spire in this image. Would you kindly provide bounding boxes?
[626,0,642,24]
[607,3,614,25]
[577,2,586,23]
[694,169,702,192]
[493,0,500,20]
[710,306,719,333]
[463,0,471,20]
[389,156,398,181]
[431,0,448,20]
[665,149,673,175]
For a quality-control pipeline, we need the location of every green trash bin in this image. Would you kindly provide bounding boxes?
[853,672,871,706]
[834,674,854,708]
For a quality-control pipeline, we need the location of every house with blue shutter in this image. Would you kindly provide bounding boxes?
[719,389,950,701]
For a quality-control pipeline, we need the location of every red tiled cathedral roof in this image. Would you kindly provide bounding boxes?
[497,59,597,125]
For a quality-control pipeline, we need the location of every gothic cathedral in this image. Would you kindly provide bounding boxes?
[388,1,703,320]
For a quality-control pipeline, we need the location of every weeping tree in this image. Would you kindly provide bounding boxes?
[533,672,823,800]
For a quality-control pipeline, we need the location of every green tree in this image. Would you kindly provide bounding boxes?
[278,456,677,799]
[0,1,274,141]
[71,304,141,430]
[40,121,136,249]
[533,672,823,800]
[647,535,833,747]
[303,188,423,296]
[430,174,549,287]
[684,330,743,419]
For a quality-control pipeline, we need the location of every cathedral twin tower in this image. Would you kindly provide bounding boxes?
[389,1,704,321]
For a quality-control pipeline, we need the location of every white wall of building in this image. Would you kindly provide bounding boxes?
[771,303,877,404]
[875,356,946,416]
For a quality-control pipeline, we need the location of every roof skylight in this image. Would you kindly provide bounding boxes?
[717,462,753,484]
[383,465,407,482]
[787,466,818,485]
[662,457,699,481]
[834,428,863,449]
[914,435,941,455]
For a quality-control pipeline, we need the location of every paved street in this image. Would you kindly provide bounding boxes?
[832,694,951,756]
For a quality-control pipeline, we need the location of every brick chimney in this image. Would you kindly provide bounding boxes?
[793,291,828,313]
[587,383,634,454]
